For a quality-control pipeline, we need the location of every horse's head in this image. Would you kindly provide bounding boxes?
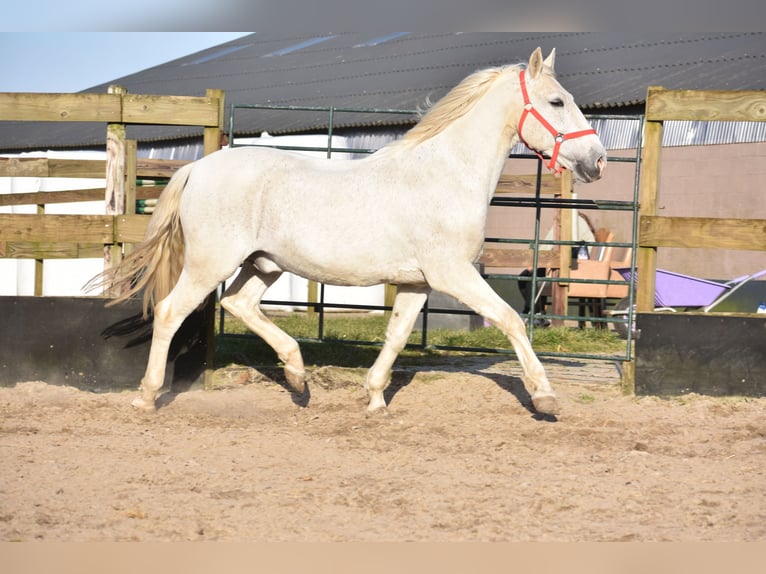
[518,47,606,183]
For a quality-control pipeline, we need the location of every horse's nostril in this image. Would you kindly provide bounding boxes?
[597,156,606,177]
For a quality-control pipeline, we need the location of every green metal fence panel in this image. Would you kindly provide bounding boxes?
[222,104,643,364]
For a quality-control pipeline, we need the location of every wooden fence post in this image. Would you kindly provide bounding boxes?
[104,85,127,284]
[636,114,663,312]
[203,88,226,155]
[202,88,226,386]
[551,171,573,325]
[123,140,137,257]
[307,281,319,317]
[34,203,44,296]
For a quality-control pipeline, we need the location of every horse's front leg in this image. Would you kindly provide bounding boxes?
[425,262,559,415]
[366,285,430,411]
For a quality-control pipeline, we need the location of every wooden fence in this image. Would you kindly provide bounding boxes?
[636,86,766,311]
[1,89,578,309]
[624,86,766,395]
[0,86,225,388]
[2,88,589,339]
[0,87,225,295]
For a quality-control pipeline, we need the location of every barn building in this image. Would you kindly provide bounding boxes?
[2,32,765,301]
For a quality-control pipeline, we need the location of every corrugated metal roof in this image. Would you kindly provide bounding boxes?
[1,32,765,151]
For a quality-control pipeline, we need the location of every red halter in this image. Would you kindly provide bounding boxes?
[517,69,597,174]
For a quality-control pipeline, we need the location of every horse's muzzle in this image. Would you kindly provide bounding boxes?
[574,154,606,183]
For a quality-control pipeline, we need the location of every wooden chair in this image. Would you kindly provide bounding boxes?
[566,229,626,327]
[606,247,632,299]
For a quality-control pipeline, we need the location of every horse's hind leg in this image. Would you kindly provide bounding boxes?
[366,284,430,411]
[220,264,306,394]
[426,262,559,415]
[135,269,222,411]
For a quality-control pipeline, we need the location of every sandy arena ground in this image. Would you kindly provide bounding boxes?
[1,356,764,542]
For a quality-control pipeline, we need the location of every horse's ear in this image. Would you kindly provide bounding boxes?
[543,48,556,72]
[528,47,544,79]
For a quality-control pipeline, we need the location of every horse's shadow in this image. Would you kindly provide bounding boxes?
[480,370,558,422]
[383,370,418,406]
[382,356,558,422]
[256,369,312,408]
[133,324,558,421]
[155,364,312,410]
[154,358,557,422]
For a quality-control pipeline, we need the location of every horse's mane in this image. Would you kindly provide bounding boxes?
[388,64,521,149]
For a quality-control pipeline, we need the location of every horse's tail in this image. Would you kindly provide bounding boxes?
[87,162,193,318]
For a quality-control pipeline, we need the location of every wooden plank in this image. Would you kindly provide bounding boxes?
[0,187,161,208]
[122,94,221,126]
[136,187,164,200]
[0,214,115,243]
[0,92,222,126]
[494,173,559,195]
[0,242,104,259]
[640,215,766,251]
[646,86,766,122]
[114,215,150,243]
[479,247,559,268]
[136,158,189,178]
[0,92,121,122]
[47,159,106,178]
[0,157,106,178]
[0,157,50,177]
[0,188,105,207]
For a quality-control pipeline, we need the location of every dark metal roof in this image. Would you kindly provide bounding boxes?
[2,32,765,151]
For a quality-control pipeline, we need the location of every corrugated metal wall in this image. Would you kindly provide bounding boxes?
[581,118,766,151]
[138,117,766,160]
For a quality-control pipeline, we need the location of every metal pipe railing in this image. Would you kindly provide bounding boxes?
[220,104,644,363]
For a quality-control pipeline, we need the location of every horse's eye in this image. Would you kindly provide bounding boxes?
[549,98,564,108]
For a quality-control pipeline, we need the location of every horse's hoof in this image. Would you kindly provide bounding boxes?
[532,394,560,416]
[284,365,306,394]
[131,395,157,412]
[366,392,387,413]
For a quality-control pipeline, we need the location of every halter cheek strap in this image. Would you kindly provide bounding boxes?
[518,69,597,174]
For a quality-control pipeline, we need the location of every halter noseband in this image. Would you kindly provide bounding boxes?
[517,69,597,174]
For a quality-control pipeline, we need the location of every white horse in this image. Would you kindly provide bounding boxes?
[97,47,606,415]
